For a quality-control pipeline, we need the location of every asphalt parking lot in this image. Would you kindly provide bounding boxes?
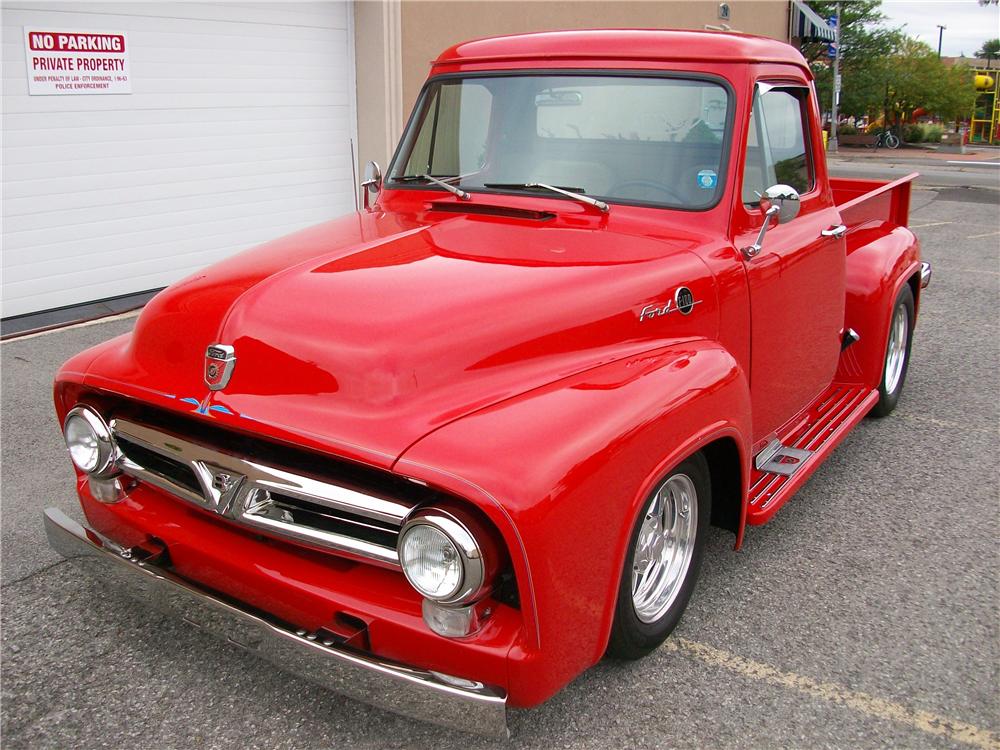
[2,172,998,749]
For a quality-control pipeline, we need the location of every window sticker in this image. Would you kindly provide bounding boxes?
[697,169,718,189]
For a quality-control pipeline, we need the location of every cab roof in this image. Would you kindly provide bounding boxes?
[434,29,810,74]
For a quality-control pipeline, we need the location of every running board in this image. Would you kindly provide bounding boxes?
[746,384,879,525]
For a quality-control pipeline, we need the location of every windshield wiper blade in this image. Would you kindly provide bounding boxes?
[391,174,470,200]
[483,182,609,212]
[393,174,461,183]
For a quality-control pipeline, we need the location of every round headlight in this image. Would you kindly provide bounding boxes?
[399,510,486,605]
[63,406,117,476]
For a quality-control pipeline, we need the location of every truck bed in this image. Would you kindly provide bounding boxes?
[831,173,918,243]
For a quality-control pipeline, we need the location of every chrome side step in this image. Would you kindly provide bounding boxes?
[754,438,813,477]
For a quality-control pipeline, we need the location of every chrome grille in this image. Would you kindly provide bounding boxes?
[111,418,414,569]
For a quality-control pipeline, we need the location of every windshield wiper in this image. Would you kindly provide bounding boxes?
[484,183,609,213]
[392,174,470,200]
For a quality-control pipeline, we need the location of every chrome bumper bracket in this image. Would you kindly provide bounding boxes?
[42,508,508,738]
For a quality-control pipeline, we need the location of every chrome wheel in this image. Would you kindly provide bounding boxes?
[884,302,908,394]
[630,473,698,624]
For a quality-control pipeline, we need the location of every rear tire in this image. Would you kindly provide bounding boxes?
[606,453,710,660]
[869,284,914,418]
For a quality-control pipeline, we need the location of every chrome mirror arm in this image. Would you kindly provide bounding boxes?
[361,161,382,210]
[742,205,780,260]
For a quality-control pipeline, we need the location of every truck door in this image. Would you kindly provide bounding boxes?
[737,83,846,444]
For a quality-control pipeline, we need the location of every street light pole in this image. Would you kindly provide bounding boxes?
[936,24,946,57]
[830,2,841,153]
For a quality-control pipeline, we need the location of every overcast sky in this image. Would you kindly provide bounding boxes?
[880,0,1000,58]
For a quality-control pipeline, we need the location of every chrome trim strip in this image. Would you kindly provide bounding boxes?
[43,508,508,738]
[110,418,414,568]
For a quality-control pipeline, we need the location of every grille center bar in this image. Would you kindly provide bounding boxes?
[111,418,414,569]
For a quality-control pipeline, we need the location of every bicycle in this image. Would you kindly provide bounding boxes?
[872,128,901,150]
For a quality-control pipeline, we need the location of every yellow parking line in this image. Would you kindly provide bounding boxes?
[967,231,1000,239]
[909,221,953,228]
[667,638,1000,750]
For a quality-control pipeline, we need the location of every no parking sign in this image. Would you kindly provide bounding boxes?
[23,28,132,95]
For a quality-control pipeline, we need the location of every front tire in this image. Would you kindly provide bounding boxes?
[606,453,710,660]
[869,284,914,418]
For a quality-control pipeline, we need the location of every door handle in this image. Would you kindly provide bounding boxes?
[821,224,847,238]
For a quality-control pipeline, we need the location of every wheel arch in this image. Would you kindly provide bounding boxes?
[703,435,745,540]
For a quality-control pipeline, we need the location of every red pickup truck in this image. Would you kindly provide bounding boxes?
[45,30,930,737]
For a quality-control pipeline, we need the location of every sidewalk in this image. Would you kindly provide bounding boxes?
[828,143,1000,164]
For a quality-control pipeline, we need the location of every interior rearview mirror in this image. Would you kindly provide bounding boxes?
[534,90,583,107]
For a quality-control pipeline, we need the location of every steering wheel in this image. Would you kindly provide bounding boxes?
[607,179,687,205]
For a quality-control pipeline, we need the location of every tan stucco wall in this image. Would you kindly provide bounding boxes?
[355,0,790,190]
[400,1,790,113]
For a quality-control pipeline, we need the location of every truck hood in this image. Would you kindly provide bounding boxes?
[85,208,719,469]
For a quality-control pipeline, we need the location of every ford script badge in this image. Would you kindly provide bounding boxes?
[638,286,701,322]
[204,344,236,391]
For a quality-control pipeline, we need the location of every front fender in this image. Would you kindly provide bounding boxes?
[394,339,750,707]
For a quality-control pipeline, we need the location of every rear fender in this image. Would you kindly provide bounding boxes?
[840,226,920,387]
[395,339,750,706]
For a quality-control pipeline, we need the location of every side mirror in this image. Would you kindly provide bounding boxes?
[760,183,801,224]
[361,160,382,209]
[743,184,800,260]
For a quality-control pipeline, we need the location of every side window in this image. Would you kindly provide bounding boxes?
[742,86,814,206]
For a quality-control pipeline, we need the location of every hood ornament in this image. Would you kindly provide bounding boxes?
[204,344,236,391]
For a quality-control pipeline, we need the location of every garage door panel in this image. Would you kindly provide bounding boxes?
[1,6,347,37]
[2,207,353,274]
[2,113,347,147]
[4,2,350,30]
[1,1,356,318]
[3,125,349,164]
[2,141,351,185]
[2,217,334,283]
[3,196,351,285]
[4,154,349,200]
[3,187,350,249]
[3,106,347,131]
[3,156,350,201]
[3,205,343,297]
[4,177,351,234]
[2,87,352,112]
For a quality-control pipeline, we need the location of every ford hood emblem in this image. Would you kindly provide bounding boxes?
[204,344,236,391]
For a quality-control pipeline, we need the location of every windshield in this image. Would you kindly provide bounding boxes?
[388,74,731,210]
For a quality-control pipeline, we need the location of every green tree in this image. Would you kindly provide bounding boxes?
[976,38,1000,68]
[879,39,975,123]
[800,0,905,119]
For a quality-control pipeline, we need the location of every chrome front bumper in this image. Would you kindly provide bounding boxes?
[43,508,508,738]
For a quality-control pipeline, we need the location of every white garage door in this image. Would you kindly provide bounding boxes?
[2,2,357,318]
